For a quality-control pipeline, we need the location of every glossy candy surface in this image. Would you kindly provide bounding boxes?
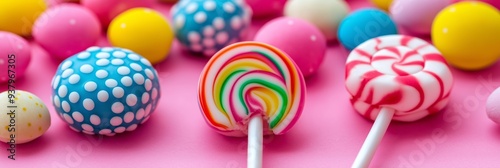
[198,42,306,137]
[51,47,161,136]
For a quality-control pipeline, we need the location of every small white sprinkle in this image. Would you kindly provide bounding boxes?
[185,3,198,14]
[77,52,91,59]
[114,127,126,133]
[53,95,61,108]
[58,85,68,97]
[99,129,111,134]
[130,63,143,71]
[117,66,130,75]
[84,82,97,92]
[95,70,108,78]
[126,124,138,131]
[204,0,216,11]
[203,26,215,37]
[136,108,145,120]
[231,16,242,30]
[111,59,124,65]
[105,79,118,88]
[86,46,99,51]
[144,79,153,91]
[102,47,114,52]
[110,117,123,126]
[133,74,145,85]
[142,92,150,103]
[175,14,185,29]
[69,92,80,103]
[128,54,141,61]
[213,17,225,30]
[80,64,94,73]
[61,69,74,78]
[63,114,74,124]
[188,32,201,43]
[194,12,207,23]
[113,87,125,98]
[223,2,235,13]
[113,51,127,58]
[72,111,84,122]
[124,112,135,123]
[126,94,138,106]
[96,59,110,66]
[68,74,80,84]
[62,101,70,112]
[96,52,110,59]
[90,115,101,125]
[61,61,72,70]
[81,124,94,132]
[83,98,95,111]
[111,102,124,114]
[121,76,133,86]
[152,88,158,99]
[97,90,109,102]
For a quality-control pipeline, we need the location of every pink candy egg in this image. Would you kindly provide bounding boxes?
[254,17,327,77]
[390,0,449,35]
[245,0,287,17]
[33,4,101,60]
[81,0,155,28]
[0,31,31,83]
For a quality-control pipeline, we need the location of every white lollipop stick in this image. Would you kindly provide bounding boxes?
[352,108,395,168]
[248,115,263,168]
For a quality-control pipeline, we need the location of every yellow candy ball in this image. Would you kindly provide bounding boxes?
[371,0,393,11]
[432,2,500,70]
[108,8,174,65]
[0,0,47,36]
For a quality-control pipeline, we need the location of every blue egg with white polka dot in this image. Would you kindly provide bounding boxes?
[171,0,252,56]
[51,47,161,136]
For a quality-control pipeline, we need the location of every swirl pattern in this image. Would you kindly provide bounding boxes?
[345,35,453,122]
[198,42,305,137]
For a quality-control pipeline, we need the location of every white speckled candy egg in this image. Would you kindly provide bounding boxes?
[0,90,51,144]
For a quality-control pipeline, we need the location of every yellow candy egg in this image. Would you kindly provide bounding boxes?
[371,0,393,11]
[0,90,51,144]
[108,8,174,65]
[0,0,47,36]
[432,1,500,70]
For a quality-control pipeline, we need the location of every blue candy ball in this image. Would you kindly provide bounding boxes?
[171,0,252,56]
[337,8,398,51]
[51,47,161,136]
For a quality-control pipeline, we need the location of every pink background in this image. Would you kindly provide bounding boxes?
[2,0,500,167]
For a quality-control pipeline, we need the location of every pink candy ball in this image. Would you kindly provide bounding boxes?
[33,4,101,60]
[390,0,449,35]
[254,17,327,77]
[81,0,155,28]
[245,0,286,17]
[0,31,31,83]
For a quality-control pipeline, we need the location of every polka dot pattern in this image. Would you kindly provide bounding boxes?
[0,90,52,144]
[171,0,251,56]
[51,47,161,136]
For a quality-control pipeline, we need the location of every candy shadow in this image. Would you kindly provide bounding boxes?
[490,124,500,139]
[60,112,167,151]
[16,134,53,156]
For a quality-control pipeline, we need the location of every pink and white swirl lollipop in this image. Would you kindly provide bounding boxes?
[345,35,453,167]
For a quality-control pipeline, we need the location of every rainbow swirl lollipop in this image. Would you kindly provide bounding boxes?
[198,41,306,137]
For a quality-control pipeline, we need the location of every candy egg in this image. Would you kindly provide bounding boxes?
[81,0,155,28]
[171,0,252,56]
[284,0,350,41]
[254,17,327,77]
[432,1,500,70]
[486,87,500,124]
[0,90,51,144]
[0,31,32,83]
[0,0,47,36]
[108,8,174,65]
[33,4,101,60]
[390,0,449,35]
[337,8,398,51]
[246,0,286,17]
[51,47,161,136]
[370,0,393,11]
